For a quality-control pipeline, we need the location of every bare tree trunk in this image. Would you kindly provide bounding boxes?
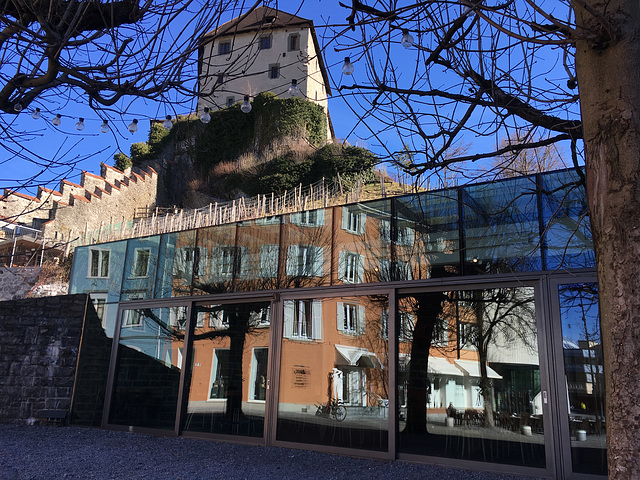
[405,293,445,433]
[224,308,248,418]
[478,346,495,429]
[575,1,640,476]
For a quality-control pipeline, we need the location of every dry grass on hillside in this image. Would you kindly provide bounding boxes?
[211,137,317,178]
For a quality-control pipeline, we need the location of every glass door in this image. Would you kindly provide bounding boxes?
[551,280,607,478]
[181,300,272,438]
[396,286,550,472]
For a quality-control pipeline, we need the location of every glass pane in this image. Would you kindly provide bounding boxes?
[235,218,281,291]
[282,208,332,288]
[183,301,271,437]
[154,231,197,298]
[277,295,389,451]
[71,296,114,426]
[69,241,127,296]
[463,177,542,274]
[542,170,595,269]
[192,224,236,294]
[109,306,184,429]
[332,201,391,285]
[395,192,460,279]
[121,236,161,301]
[558,283,606,475]
[398,287,545,467]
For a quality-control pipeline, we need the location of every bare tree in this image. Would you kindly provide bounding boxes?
[490,131,567,178]
[328,0,639,475]
[0,0,263,191]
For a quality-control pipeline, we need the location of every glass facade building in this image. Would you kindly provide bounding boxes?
[70,169,604,479]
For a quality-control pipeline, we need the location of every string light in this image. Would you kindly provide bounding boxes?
[128,119,139,133]
[75,118,85,131]
[14,103,23,113]
[100,120,109,133]
[342,57,354,75]
[288,79,299,96]
[401,30,414,48]
[162,115,173,130]
[199,107,211,124]
[241,95,252,114]
[52,114,61,126]
[31,108,40,120]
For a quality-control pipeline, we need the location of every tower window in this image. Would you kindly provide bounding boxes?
[218,41,231,55]
[288,34,300,51]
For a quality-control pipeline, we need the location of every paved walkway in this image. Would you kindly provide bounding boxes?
[0,424,547,480]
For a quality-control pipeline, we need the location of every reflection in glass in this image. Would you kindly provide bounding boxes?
[191,224,236,294]
[154,231,197,298]
[542,171,595,270]
[121,236,161,301]
[183,301,271,437]
[277,295,389,451]
[337,201,390,285]
[398,287,545,467]
[109,306,184,429]
[235,218,281,291]
[559,283,606,475]
[282,208,332,288]
[395,193,460,279]
[463,177,542,274]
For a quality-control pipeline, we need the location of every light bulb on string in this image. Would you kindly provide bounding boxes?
[31,108,41,120]
[52,114,61,126]
[100,120,109,133]
[288,79,299,96]
[162,115,173,130]
[241,95,252,114]
[342,57,354,75]
[128,119,139,133]
[75,118,85,131]
[13,103,23,113]
[401,30,414,48]
[199,107,211,124]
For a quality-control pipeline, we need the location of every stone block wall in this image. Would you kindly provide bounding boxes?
[0,294,88,424]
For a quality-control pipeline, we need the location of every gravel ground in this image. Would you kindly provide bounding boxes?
[0,424,546,480]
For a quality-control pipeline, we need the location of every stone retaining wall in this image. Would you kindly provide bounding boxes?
[0,295,89,424]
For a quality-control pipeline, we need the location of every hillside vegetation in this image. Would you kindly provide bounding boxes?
[115,93,379,203]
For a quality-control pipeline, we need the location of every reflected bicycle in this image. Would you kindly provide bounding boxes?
[315,399,347,422]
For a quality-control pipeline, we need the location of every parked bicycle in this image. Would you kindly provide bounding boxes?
[315,398,347,422]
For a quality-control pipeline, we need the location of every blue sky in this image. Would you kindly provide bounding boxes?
[0,0,578,197]
[0,0,372,196]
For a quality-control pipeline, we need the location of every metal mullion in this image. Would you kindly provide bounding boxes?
[174,301,194,436]
[533,277,560,479]
[387,287,397,460]
[264,294,282,446]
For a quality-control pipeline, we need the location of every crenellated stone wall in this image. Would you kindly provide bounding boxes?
[0,163,159,248]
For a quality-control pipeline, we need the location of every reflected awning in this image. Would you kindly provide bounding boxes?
[429,356,464,376]
[335,345,383,369]
[454,359,502,379]
[399,354,464,377]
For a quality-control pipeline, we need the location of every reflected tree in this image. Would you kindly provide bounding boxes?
[462,288,537,427]
[403,292,448,433]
